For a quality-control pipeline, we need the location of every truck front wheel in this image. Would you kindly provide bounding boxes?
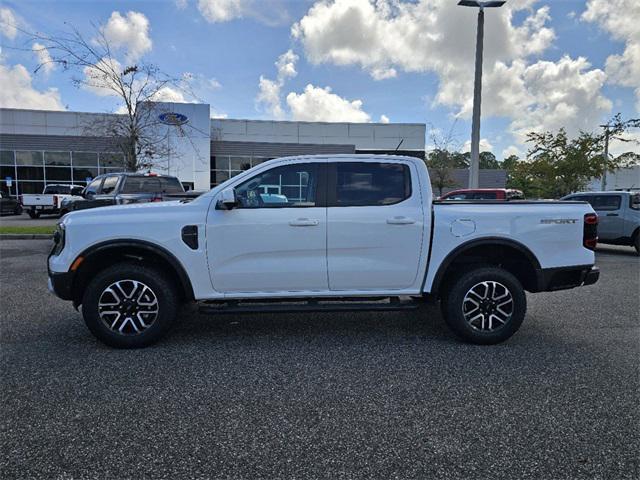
[81,263,179,348]
[441,267,526,345]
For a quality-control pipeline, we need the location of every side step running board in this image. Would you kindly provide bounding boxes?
[198,297,419,315]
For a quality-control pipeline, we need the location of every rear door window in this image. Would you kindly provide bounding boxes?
[591,195,621,211]
[332,162,411,206]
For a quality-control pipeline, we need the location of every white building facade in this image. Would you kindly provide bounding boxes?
[0,103,426,195]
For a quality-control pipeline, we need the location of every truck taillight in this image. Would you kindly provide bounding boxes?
[583,213,598,250]
[53,195,58,205]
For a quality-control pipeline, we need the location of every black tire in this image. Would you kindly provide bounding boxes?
[59,209,69,218]
[81,263,179,348]
[441,267,526,345]
[14,205,23,215]
[634,234,640,256]
[28,210,40,219]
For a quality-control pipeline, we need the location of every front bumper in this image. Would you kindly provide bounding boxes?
[48,271,75,300]
[536,265,599,292]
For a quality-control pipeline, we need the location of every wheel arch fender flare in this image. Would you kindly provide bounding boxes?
[73,239,195,302]
[427,236,542,296]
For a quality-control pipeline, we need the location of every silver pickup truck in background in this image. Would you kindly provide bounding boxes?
[562,191,640,254]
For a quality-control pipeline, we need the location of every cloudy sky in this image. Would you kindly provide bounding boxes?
[1,0,638,159]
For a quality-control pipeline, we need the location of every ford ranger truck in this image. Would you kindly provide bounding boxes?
[48,155,600,348]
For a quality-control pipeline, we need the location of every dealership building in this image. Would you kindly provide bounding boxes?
[0,102,505,195]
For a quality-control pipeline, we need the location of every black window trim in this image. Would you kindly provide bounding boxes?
[327,161,413,208]
[229,162,327,209]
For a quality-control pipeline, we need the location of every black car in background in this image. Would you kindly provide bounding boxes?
[59,173,197,215]
[0,191,22,216]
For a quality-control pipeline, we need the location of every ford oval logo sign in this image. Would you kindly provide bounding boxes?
[158,112,188,126]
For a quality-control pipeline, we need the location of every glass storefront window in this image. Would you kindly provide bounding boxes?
[230,156,252,171]
[18,182,45,194]
[44,167,72,181]
[212,156,229,171]
[45,151,71,165]
[17,166,44,180]
[210,170,230,185]
[73,167,99,183]
[0,151,14,165]
[16,151,43,166]
[99,152,126,168]
[1,165,16,179]
[72,152,98,167]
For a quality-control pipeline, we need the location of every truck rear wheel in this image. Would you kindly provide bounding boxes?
[441,267,526,345]
[81,263,179,348]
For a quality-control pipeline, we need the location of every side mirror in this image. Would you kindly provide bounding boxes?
[218,187,237,210]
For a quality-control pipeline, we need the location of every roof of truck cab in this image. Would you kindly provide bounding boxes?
[267,153,423,163]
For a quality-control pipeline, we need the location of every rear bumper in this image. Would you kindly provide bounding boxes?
[535,265,599,292]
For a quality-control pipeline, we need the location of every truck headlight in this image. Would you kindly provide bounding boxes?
[51,222,66,256]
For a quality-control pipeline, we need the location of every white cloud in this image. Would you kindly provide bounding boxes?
[0,61,64,110]
[101,11,152,62]
[82,57,123,97]
[197,0,246,22]
[257,75,285,118]
[293,0,611,146]
[32,43,55,75]
[256,49,298,118]
[0,8,18,40]
[286,84,372,123]
[151,86,191,103]
[197,0,289,25]
[275,49,299,80]
[502,145,522,159]
[462,138,494,153]
[379,114,390,123]
[582,0,640,112]
[175,0,188,9]
[371,67,397,81]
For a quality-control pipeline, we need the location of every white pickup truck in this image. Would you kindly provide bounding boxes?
[21,184,84,218]
[48,155,599,348]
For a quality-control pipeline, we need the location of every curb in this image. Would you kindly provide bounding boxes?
[0,234,53,240]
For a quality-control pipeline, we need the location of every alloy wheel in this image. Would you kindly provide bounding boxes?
[462,281,514,332]
[98,280,159,335]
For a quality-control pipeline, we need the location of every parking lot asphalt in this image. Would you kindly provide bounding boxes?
[1,240,638,480]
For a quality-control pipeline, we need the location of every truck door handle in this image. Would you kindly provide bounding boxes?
[386,216,416,225]
[606,213,618,216]
[289,218,319,227]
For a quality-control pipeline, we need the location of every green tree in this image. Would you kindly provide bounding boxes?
[426,149,460,197]
[525,119,639,198]
[479,152,500,169]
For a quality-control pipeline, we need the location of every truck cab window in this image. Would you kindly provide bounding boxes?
[234,163,318,208]
[101,176,119,195]
[333,162,410,206]
[85,178,103,196]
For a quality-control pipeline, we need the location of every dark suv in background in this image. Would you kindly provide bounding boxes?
[60,173,195,215]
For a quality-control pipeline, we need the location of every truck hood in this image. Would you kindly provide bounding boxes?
[62,200,204,227]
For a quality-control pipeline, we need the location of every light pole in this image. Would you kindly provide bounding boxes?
[600,123,610,191]
[458,0,505,189]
